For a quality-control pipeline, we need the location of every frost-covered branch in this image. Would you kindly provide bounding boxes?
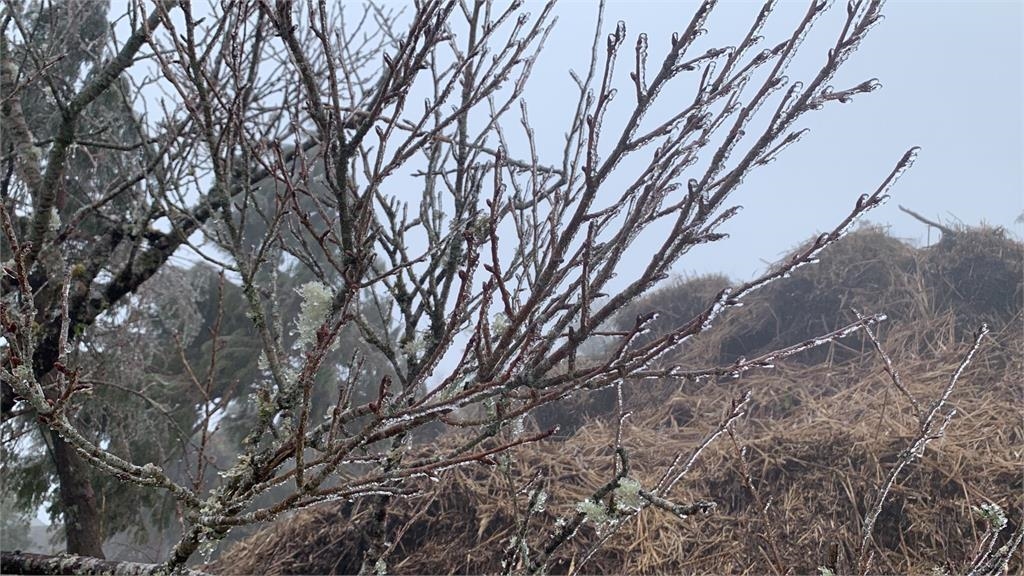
[855,323,989,574]
[0,551,212,576]
[0,0,917,569]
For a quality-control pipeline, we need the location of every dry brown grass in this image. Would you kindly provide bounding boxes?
[210,225,1022,575]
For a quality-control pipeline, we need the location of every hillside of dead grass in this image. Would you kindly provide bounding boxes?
[210,224,1022,575]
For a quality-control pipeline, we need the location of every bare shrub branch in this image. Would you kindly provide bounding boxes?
[0,0,939,571]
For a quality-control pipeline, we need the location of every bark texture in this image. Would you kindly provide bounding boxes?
[48,431,105,558]
[0,550,211,575]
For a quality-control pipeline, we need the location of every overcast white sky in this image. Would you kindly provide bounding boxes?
[117,0,1021,282]
[516,0,1023,282]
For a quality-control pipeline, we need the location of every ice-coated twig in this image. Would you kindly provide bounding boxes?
[856,324,989,574]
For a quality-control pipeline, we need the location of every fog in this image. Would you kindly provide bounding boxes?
[521,1,1022,282]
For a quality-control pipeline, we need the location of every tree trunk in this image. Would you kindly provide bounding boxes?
[48,431,105,558]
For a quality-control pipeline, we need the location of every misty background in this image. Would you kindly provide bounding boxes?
[525,0,1022,282]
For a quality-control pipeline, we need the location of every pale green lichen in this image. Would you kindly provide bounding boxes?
[48,207,60,231]
[295,281,333,347]
[613,478,643,511]
[497,452,513,474]
[576,499,609,524]
[529,489,548,514]
[492,312,509,336]
[217,454,255,484]
[972,502,1007,530]
[254,390,274,421]
[10,365,43,408]
[471,216,491,240]
[400,332,426,357]
[12,364,34,383]
[140,462,162,476]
